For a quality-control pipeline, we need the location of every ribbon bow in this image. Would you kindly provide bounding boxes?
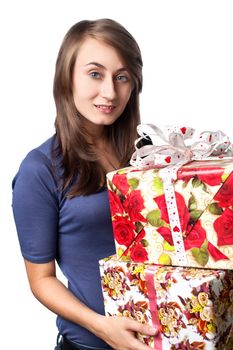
[130,124,233,266]
[130,124,233,169]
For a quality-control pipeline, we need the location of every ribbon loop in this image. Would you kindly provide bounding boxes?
[130,124,233,169]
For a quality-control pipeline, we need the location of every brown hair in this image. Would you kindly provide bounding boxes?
[53,18,143,196]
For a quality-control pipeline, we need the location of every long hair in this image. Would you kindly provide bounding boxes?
[53,18,143,196]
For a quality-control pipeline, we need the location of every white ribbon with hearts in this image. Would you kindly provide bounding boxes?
[130,124,233,266]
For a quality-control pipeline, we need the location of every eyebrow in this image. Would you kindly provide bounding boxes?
[85,62,128,73]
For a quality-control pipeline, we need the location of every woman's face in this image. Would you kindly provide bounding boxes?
[72,37,133,128]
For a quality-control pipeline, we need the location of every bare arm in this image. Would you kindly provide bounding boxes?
[24,259,157,350]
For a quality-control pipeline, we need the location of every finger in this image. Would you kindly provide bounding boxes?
[127,335,157,350]
[138,323,158,336]
[126,319,158,336]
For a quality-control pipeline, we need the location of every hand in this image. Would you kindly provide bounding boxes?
[97,315,158,350]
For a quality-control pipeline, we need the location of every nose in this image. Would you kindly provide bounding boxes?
[100,77,116,100]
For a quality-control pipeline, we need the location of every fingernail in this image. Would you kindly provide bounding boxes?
[149,326,157,334]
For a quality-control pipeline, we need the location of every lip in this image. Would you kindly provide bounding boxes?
[95,104,116,114]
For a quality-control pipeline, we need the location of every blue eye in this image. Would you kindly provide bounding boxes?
[90,71,101,79]
[115,75,128,82]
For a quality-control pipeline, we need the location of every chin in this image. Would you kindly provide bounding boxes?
[95,116,120,126]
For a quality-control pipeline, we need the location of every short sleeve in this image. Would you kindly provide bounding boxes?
[12,149,59,263]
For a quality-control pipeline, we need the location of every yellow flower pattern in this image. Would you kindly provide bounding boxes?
[99,256,233,349]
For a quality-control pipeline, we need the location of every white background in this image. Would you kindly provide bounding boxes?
[0,0,233,349]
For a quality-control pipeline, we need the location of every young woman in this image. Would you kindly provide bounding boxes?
[12,19,157,350]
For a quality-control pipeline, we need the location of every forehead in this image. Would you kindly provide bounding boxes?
[75,37,126,69]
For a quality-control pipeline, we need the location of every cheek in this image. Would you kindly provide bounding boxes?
[73,76,98,103]
[120,87,132,105]
[73,88,92,109]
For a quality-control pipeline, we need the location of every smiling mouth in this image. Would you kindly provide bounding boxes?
[95,105,116,112]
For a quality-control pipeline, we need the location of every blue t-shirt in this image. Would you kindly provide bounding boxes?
[12,136,116,348]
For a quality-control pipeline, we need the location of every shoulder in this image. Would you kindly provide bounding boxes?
[18,135,58,172]
[12,135,60,190]
[23,135,57,165]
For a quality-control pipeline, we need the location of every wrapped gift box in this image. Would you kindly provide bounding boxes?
[99,255,233,349]
[107,159,233,269]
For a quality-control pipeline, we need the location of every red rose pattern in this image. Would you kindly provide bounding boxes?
[154,192,190,232]
[196,166,224,186]
[157,226,174,246]
[184,221,206,250]
[207,241,229,261]
[157,220,207,251]
[108,190,124,217]
[123,190,147,223]
[129,242,148,262]
[109,176,148,254]
[109,162,233,265]
[113,216,136,247]
[112,173,130,196]
[214,172,233,207]
[214,208,233,246]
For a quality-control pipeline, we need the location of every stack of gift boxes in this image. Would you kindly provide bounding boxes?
[99,126,233,349]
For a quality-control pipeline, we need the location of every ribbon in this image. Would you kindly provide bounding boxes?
[159,165,188,265]
[145,267,162,350]
[130,124,233,169]
[130,124,233,266]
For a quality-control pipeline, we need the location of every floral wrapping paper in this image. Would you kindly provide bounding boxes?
[99,255,233,349]
[106,159,233,269]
